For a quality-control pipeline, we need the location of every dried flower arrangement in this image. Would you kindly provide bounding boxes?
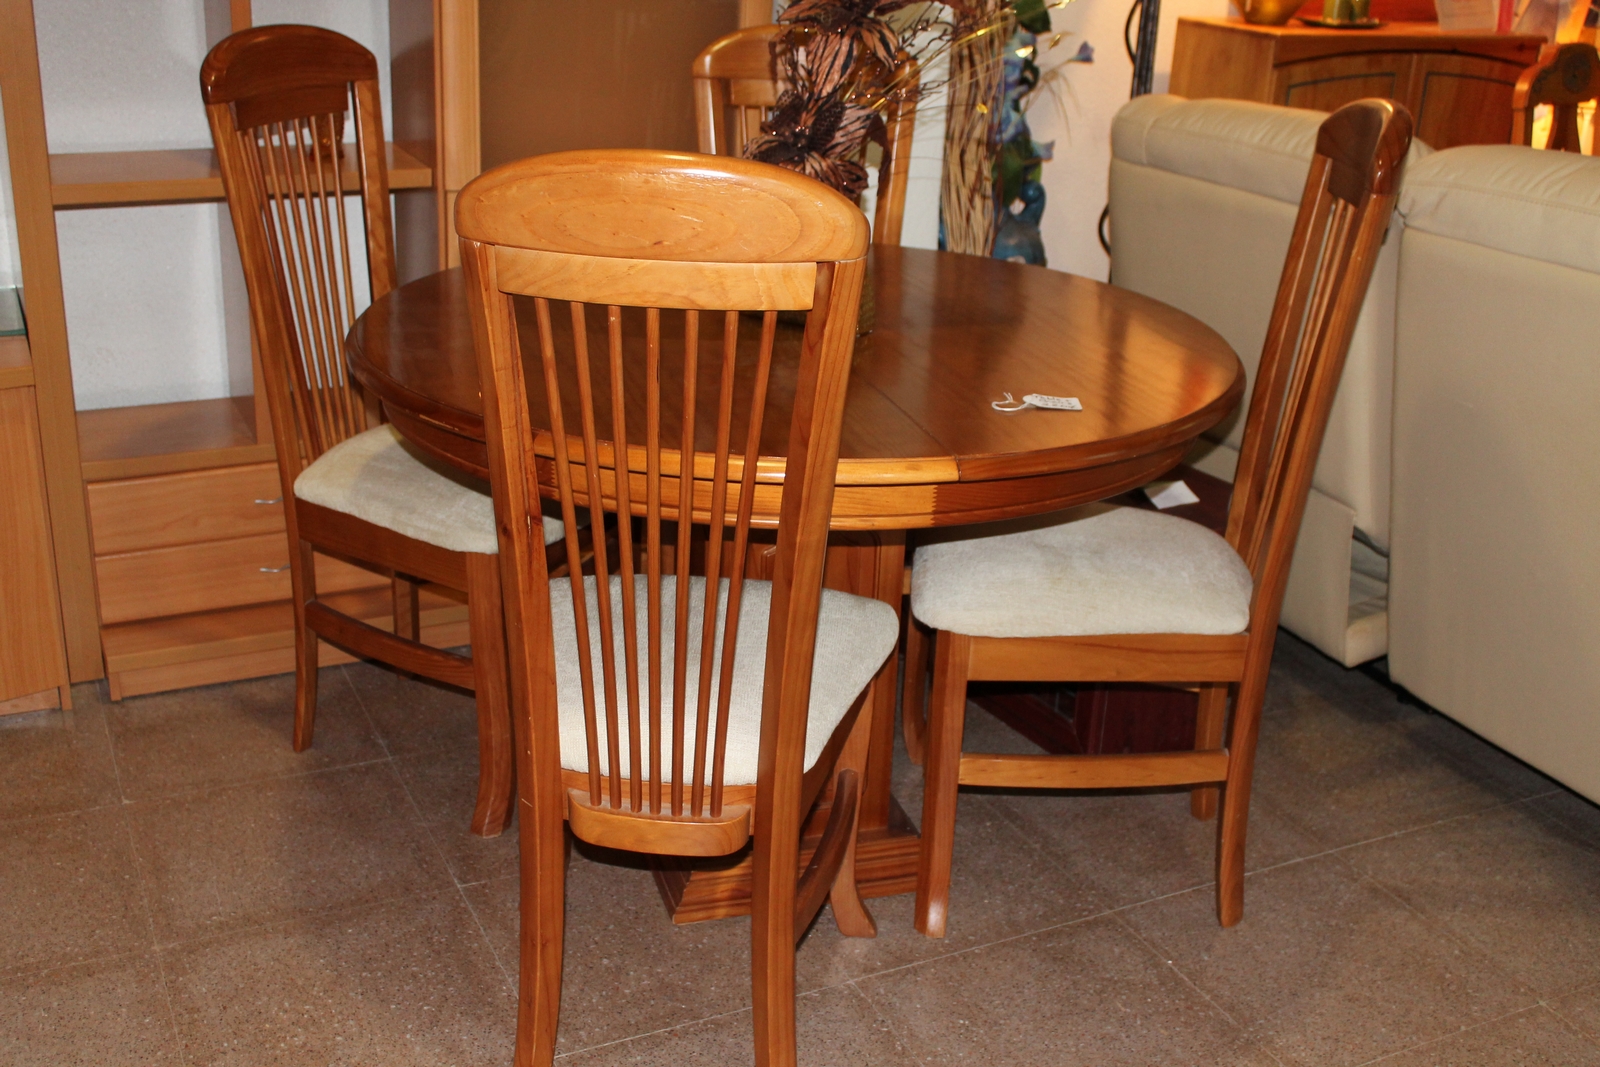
[745,0,1088,260]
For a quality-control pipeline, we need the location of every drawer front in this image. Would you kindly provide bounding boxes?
[87,463,286,555]
[96,534,388,625]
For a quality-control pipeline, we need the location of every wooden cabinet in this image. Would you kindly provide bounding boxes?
[0,328,70,714]
[1170,19,1544,149]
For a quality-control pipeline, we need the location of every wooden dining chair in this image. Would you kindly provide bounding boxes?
[1513,42,1600,153]
[904,99,1415,936]
[201,25,558,837]
[693,24,918,245]
[457,149,895,1067]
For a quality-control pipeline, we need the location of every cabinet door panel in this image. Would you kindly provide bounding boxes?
[1278,54,1407,113]
[1412,55,1524,148]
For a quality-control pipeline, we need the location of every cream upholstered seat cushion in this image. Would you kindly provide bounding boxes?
[910,504,1253,639]
[549,575,899,785]
[294,424,564,554]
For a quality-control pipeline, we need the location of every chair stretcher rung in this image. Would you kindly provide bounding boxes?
[957,749,1229,789]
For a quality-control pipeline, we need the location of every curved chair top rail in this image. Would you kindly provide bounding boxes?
[202,24,395,470]
[1512,42,1600,153]
[692,24,918,246]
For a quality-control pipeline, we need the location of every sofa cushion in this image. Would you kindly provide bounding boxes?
[1398,145,1600,275]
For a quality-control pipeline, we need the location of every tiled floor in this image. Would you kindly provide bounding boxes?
[5,633,1600,1066]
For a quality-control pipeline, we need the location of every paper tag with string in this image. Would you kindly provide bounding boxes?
[991,392,1083,413]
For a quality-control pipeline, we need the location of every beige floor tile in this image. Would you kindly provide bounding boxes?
[0,694,121,823]
[1345,803,1600,998]
[1527,790,1600,849]
[341,660,482,758]
[1377,1007,1600,1066]
[1121,853,1536,1067]
[0,954,182,1067]
[105,668,383,801]
[393,747,519,885]
[126,762,452,944]
[796,787,1112,987]
[0,807,152,977]
[1549,982,1600,1043]
[465,851,753,1053]
[164,891,512,1066]
[555,983,918,1067]
[1249,640,1554,852]
[857,915,1277,1066]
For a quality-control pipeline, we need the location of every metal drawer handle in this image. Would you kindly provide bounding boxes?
[260,564,291,573]
[254,497,283,505]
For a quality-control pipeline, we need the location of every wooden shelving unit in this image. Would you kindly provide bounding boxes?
[0,0,471,696]
[49,142,434,207]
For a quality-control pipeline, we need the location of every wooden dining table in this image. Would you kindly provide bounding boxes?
[345,244,1244,923]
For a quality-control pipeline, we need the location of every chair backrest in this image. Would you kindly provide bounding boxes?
[692,25,917,246]
[457,150,867,849]
[1225,99,1413,636]
[1513,43,1600,153]
[202,25,397,478]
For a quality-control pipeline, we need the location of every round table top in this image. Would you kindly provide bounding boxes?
[346,246,1244,530]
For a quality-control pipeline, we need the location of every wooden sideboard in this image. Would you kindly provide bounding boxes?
[1170,18,1544,148]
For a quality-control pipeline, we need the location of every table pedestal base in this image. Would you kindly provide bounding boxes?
[653,796,920,924]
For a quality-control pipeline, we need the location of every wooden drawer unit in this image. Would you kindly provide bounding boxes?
[1170,19,1542,149]
[86,462,285,554]
[95,534,388,625]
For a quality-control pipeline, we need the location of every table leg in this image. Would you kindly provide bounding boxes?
[652,532,921,924]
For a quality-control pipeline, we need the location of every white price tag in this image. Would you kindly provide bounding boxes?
[991,392,1083,413]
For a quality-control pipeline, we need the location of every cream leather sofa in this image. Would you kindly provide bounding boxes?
[1109,95,1430,667]
[1389,146,1600,802]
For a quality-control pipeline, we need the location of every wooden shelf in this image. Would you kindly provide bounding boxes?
[101,585,470,700]
[50,141,433,207]
[78,396,274,482]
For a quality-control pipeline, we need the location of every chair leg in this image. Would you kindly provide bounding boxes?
[914,629,971,938]
[291,539,319,752]
[901,615,930,766]
[1190,682,1230,820]
[828,701,878,938]
[466,552,514,838]
[751,801,801,1067]
[512,777,567,1067]
[1217,659,1271,928]
[391,574,420,642]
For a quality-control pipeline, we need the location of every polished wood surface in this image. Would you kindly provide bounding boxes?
[205,23,515,838]
[1171,18,1542,149]
[909,100,1415,939]
[460,149,876,1067]
[0,382,71,705]
[100,585,468,701]
[49,143,431,207]
[348,246,1244,530]
[86,462,285,555]
[0,0,101,681]
[1513,43,1600,152]
[693,26,918,246]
